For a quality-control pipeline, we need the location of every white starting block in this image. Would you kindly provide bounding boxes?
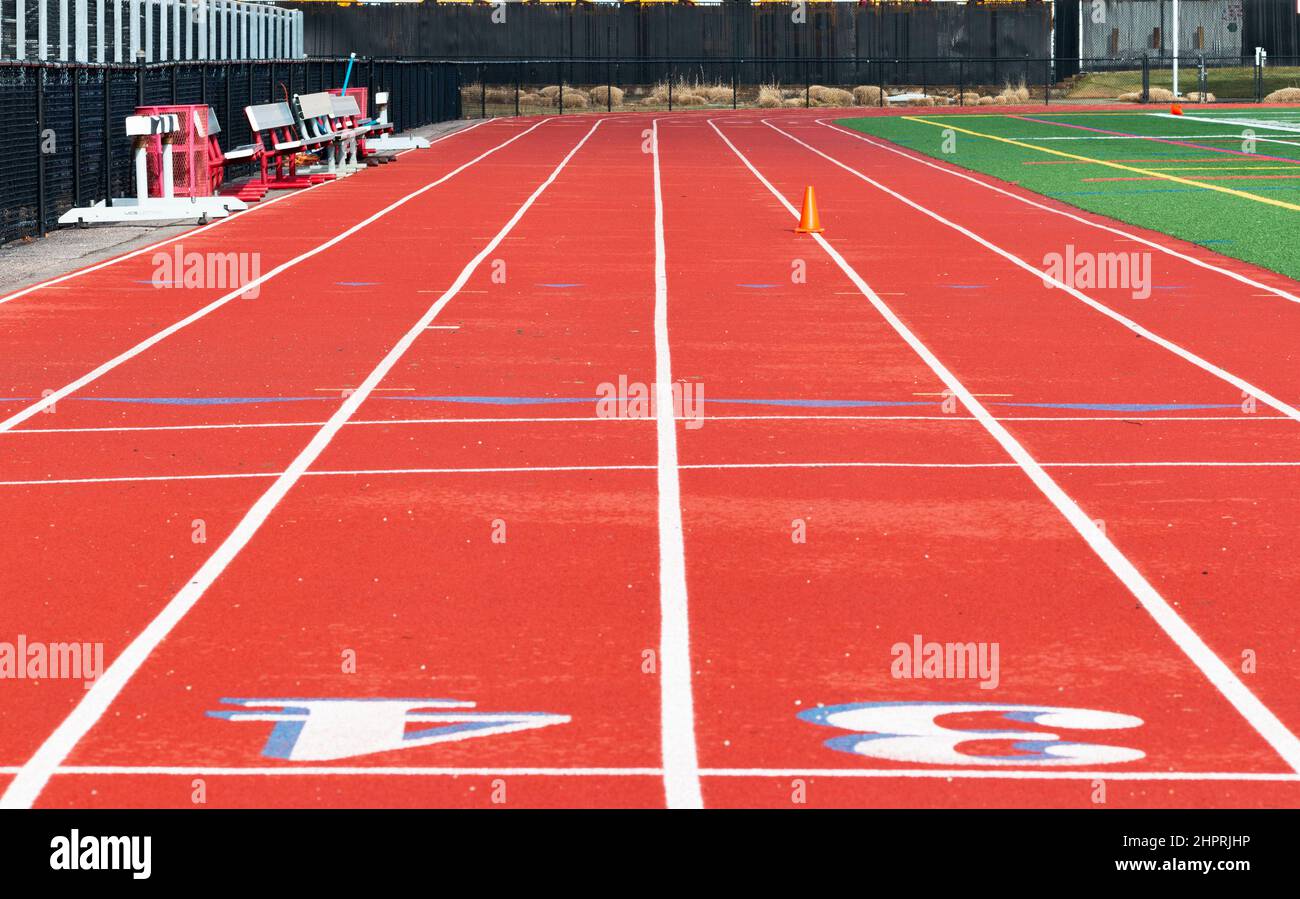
[59,113,247,226]
[363,92,432,151]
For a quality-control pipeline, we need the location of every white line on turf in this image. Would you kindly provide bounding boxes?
[817,119,1300,307]
[651,118,705,810]
[1152,112,1300,134]
[712,117,1300,774]
[785,121,1300,422]
[0,117,603,810]
[0,119,491,308]
[0,118,553,436]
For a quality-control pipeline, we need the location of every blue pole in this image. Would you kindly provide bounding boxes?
[342,52,357,95]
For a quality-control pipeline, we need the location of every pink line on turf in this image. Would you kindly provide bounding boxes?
[1010,114,1300,165]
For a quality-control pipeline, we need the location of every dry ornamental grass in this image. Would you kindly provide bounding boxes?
[853,85,884,106]
[589,85,626,106]
[1264,86,1300,102]
[808,85,855,106]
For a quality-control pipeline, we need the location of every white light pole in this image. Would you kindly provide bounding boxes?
[1172,0,1180,97]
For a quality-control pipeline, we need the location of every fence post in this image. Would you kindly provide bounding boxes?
[171,61,178,103]
[73,68,82,206]
[1141,55,1150,103]
[104,66,113,207]
[959,58,964,105]
[606,56,612,111]
[226,62,233,142]
[36,66,47,237]
[558,61,564,114]
[136,51,145,107]
[515,60,520,116]
[732,56,737,109]
[805,58,810,107]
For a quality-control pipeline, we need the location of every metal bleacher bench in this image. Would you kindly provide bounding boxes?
[220,100,332,202]
[294,91,368,177]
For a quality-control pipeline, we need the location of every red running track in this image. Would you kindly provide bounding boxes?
[3,108,1300,808]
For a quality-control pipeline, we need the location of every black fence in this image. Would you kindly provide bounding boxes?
[453,53,1300,117]
[295,1,1053,71]
[0,57,461,248]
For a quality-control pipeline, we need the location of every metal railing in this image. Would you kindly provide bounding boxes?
[0,0,305,63]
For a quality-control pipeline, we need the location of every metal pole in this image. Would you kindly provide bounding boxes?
[1172,0,1180,96]
[1077,0,1084,72]
[36,66,47,236]
[104,66,113,206]
[73,68,82,205]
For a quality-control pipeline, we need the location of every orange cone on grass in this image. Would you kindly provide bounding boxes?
[795,186,824,234]
[1171,103,1183,115]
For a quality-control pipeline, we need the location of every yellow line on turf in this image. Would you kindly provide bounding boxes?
[902,115,1300,211]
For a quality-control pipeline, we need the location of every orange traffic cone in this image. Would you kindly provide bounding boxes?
[795,186,824,234]
[1171,103,1183,115]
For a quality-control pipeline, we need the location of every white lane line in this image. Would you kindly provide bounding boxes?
[781,121,1300,425]
[12,458,1300,487]
[651,118,704,810]
[712,118,1300,774]
[0,118,554,436]
[4,413,1292,436]
[0,118,604,810]
[0,119,492,308]
[817,119,1300,307]
[2,765,1295,782]
[1153,112,1300,135]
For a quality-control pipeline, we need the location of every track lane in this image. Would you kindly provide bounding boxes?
[0,118,587,781]
[8,118,671,809]
[732,117,1300,754]
[665,115,1300,808]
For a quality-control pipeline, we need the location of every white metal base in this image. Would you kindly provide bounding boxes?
[58,196,248,226]
[368,134,431,151]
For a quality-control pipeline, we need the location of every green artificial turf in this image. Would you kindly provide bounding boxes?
[837,110,1300,281]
